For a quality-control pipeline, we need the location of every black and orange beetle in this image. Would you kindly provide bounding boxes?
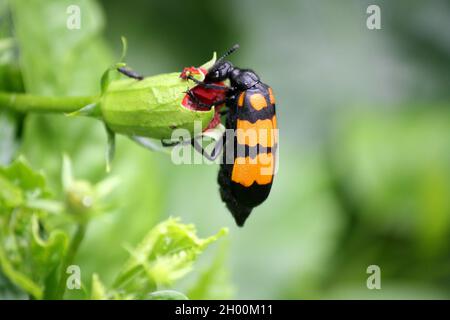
[184,44,278,226]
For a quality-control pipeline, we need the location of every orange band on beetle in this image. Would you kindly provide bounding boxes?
[272,115,278,144]
[249,93,268,110]
[237,92,246,107]
[236,119,275,147]
[268,87,276,104]
[231,153,274,187]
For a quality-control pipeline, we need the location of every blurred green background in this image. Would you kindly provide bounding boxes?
[2,0,450,299]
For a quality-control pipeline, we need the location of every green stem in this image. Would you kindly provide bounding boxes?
[56,223,88,299]
[0,91,99,113]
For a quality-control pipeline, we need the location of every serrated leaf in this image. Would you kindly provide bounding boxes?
[0,158,68,299]
[0,156,49,199]
[113,218,227,298]
[0,212,68,299]
[30,216,68,294]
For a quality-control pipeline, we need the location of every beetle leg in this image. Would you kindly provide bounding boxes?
[161,139,178,147]
[117,66,144,80]
[191,135,224,161]
[185,90,213,109]
[161,134,225,161]
[161,138,190,147]
[186,75,229,91]
[214,94,236,112]
[210,98,228,107]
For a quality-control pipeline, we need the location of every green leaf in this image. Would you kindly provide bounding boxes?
[0,175,23,207]
[0,210,68,300]
[0,158,69,299]
[0,156,49,199]
[30,216,68,295]
[9,0,112,95]
[113,217,227,298]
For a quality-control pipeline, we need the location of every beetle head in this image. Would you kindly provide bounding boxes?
[206,61,233,82]
[206,44,239,82]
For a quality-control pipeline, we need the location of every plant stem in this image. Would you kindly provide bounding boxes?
[56,223,88,299]
[0,91,99,113]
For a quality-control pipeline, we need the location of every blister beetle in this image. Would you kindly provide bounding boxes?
[184,45,278,227]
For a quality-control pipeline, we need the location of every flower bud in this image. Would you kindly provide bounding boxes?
[100,54,222,140]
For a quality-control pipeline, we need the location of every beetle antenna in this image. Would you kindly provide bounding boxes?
[216,44,239,63]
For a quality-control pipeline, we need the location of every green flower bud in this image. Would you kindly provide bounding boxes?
[99,53,218,140]
[65,180,95,216]
[100,72,214,139]
[62,155,118,218]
